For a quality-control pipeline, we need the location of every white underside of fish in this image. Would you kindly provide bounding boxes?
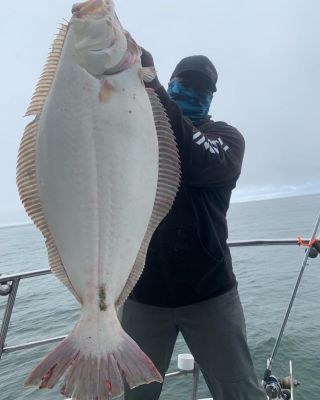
[37,41,158,305]
[17,3,180,399]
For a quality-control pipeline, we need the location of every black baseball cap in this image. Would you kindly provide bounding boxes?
[171,55,218,92]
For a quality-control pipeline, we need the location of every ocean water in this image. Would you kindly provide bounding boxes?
[0,194,319,400]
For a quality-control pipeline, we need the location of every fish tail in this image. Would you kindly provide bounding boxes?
[23,334,79,390]
[24,326,162,399]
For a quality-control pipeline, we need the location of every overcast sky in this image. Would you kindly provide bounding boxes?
[1,0,319,226]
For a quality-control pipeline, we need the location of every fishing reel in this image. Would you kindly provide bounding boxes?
[262,366,300,400]
[263,375,291,399]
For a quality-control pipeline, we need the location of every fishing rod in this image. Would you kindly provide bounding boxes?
[262,212,320,399]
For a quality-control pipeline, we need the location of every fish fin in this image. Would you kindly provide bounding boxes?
[116,88,181,307]
[18,23,80,301]
[24,312,162,399]
[139,66,157,82]
[16,119,81,302]
[25,23,69,117]
[98,79,114,102]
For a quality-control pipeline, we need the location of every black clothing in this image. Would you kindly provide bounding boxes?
[130,86,245,307]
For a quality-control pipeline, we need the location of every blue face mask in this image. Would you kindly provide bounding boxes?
[167,79,213,124]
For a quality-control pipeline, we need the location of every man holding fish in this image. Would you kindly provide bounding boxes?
[121,49,266,400]
[18,0,266,398]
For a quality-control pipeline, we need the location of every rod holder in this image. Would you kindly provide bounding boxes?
[178,353,195,371]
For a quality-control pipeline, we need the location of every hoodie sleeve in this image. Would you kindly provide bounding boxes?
[155,86,245,188]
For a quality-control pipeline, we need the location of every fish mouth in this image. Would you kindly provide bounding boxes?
[72,0,112,18]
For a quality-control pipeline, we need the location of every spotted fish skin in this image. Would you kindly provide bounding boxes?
[17,1,180,399]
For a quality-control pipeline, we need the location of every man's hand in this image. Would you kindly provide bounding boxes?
[140,47,161,90]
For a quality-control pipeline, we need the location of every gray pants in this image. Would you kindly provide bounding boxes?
[121,287,266,400]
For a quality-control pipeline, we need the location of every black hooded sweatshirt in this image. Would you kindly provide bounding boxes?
[130,86,245,307]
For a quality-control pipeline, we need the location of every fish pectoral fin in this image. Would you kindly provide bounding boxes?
[99,79,114,102]
[139,66,157,83]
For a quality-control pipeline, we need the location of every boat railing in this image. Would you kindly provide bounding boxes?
[0,238,310,400]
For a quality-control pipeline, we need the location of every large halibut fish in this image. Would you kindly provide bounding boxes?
[16,0,180,398]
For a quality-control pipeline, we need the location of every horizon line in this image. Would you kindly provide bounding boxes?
[1,191,319,230]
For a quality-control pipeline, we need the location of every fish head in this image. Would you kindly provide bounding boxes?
[70,0,140,76]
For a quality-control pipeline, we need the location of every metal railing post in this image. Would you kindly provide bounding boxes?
[0,279,20,360]
[192,362,200,400]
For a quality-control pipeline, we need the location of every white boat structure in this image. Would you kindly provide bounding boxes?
[1,237,318,399]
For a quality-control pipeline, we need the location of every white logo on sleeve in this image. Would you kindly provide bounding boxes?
[193,131,230,154]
